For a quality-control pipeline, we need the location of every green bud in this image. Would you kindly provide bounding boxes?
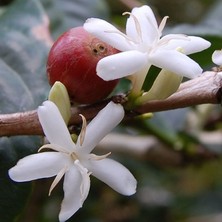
[136,69,182,105]
[48,81,71,125]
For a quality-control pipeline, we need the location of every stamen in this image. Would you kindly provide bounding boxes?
[48,166,67,196]
[158,16,169,35]
[123,11,142,42]
[122,11,130,16]
[71,152,79,160]
[89,152,111,160]
[78,114,87,146]
[74,160,89,175]
[104,30,135,44]
[74,160,91,203]
[38,144,68,153]
[176,47,185,53]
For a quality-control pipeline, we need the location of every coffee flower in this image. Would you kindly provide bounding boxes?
[212,49,222,66]
[9,101,137,222]
[84,5,211,93]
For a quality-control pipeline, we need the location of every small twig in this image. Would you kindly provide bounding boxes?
[0,71,221,137]
[98,133,219,167]
[136,71,222,113]
[0,110,41,136]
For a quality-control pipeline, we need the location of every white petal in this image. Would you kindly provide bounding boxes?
[97,50,148,81]
[212,50,222,66]
[182,36,211,54]
[149,50,202,78]
[8,152,69,182]
[38,101,75,152]
[78,102,124,154]
[158,34,189,49]
[85,158,137,196]
[84,18,134,51]
[161,35,211,55]
[59,164,90,222]
[126,5,158,44]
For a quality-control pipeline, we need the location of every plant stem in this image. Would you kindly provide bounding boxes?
[0,71,221,137]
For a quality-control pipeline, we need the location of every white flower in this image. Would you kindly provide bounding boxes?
[8,101,137,222]
[84,5,211,93]
[212,49,222,66]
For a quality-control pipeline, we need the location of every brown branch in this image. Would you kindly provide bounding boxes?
[0,110,41,136]
[0,71,221,137]
[97,133,219,167]
[136,71,222,113]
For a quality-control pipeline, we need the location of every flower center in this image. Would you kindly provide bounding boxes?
[71,152,79,161]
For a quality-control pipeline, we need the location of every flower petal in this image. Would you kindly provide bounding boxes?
[78,102,124,154]
[97,50,148,81]
[8,152,69,182]
[38,101,75,152]
[212,49,222,66]
[59,164,90,222]
[85,158,137,196]
[126,5,158,45]
[149,50,202,78]
[84,18,135,51]
[160,35,211,55]
[158,34,189,50]
[180,36,211,54]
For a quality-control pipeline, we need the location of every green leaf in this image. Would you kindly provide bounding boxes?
[40,0,110,39]
[0,136,38,222]
[166,1,222,37]
[0,59,34,114]
[0,0,51,220]
[0,0,51,105]
[145,109,190,149]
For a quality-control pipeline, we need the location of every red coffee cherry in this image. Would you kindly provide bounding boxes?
[47,27,119,104]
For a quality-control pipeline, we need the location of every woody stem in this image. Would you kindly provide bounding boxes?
[0,71,221,137]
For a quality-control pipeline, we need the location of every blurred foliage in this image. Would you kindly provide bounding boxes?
[0,0,221,221]
[0,0,50,221]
